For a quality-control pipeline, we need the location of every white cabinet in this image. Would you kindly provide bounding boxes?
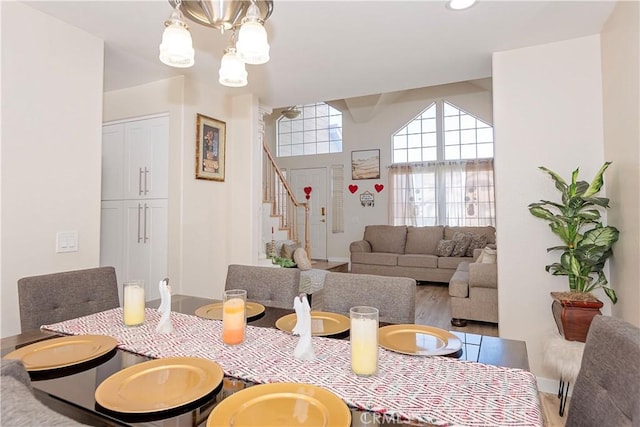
[102,117,168,201]
[100,200,167,302]
[100,115,169,303]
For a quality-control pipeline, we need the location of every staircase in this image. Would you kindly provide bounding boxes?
[262,136,311,257]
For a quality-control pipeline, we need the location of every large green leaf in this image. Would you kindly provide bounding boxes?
[603,286,618,304]
[580,226,619,249]
[539,166,568,193]
[583,162,611,197]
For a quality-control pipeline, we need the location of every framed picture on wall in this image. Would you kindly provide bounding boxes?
[351,149,380,180]
[195,113,226,181]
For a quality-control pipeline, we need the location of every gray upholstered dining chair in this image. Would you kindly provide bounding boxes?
[18,266,120,332]
[565,315,640,427]
[224,264,300,309]
[320,272,416,324]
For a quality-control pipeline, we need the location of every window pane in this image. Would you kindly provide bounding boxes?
[444,131,459,145]
[460,114,476,129]
[422,103,436,118]
[407,134,421,149]
[279,120,291,132]
[407,148,422,162]
[317,142,329,154]
[460,129,476,144]
[445,145,460,160]
[394,135,407,150]
[423,118,436,133]
[477,128,493,143]
[460,144,477,159]
[303,144,316,155]
[291,120,303,132]
[443,102,458,116]
[329,140,342,152]
[394,150,407,163]
[422,147,437,161]
[291,144,304,156]
[303,118,315,131]
[444,116,459,130]
[407,121,421,134]
[316,116,329,128]
[423,132,437,147]
[477,143,494,158]
[291,132,303,144]
[280,133,291,146]
[303,130,315,143]
[316,128,329,141]
[316,103,329,116]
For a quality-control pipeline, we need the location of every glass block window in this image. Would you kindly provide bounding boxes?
[277,102,342,157]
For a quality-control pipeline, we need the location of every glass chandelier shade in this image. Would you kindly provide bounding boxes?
[235,4,270,65]
[218,47,248,87]
[159,8,195,68]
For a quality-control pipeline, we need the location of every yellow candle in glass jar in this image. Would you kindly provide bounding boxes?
[123,281,145,326]
[350,307,379,376]
[222,293,246,345]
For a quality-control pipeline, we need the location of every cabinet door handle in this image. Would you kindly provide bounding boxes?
[137,203,142,243]
[138,168,143,196]
[143,203,149,243]
[144,167,149,195]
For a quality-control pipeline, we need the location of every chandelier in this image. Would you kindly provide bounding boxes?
[159,0,274,87]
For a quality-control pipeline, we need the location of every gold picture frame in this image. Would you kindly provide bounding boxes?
[196,113,226,181]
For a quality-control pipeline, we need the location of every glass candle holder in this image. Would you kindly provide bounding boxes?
[350,306,379,377]
[123,280,145,327]
[222,289,246,345]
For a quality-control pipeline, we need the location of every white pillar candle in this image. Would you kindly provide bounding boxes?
[350,307,379,376]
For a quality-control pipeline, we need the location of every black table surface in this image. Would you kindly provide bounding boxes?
[1,294,530,427]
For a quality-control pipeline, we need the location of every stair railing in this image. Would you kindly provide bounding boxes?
[262,136,311,258]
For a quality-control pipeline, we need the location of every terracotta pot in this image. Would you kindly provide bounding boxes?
[551,291,603,342]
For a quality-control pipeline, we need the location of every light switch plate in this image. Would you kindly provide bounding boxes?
[56,231,78,253]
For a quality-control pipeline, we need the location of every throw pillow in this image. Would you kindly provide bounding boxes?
[481,247,497,264]
[451,232,472,257]
[465,233,489,257]
[435,239,456,257]
[293,248,312,271]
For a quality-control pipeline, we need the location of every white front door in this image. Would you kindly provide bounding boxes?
[290,168,327,260]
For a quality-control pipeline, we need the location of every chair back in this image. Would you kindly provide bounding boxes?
[18,266,119,332]
[322,272,416,324]
[565,315,640,427]
[225,265,300,309]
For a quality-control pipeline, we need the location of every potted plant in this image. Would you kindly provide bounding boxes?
[528,162,619,342]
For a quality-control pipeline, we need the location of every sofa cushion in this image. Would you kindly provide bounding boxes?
[465,233,489,257]
[364,225,407,254]
[404,226,444,255]
[435,239,456,257]
[351,252,399,266]
[444,226,496,244]
[438,256,469,270]
[449,265,470,298]
[397,254,438,269]
[451,232,472,257]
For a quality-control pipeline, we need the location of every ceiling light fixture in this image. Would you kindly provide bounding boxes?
[160,0,273,87]
[281,106,301,119]
[446,0,477,11]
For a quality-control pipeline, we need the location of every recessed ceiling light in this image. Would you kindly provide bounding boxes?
[447,0,477,11]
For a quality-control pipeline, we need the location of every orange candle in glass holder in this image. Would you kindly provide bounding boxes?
[222,289,246,345]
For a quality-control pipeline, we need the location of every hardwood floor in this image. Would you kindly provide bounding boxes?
[414,282,568,426]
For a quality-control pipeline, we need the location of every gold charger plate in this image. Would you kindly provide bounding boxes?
[3,334,118,371]
[206,382,351,427]
[275,311,350,337]
[95,357,224,414]
[378,324,462,356]
[194,302,265,321]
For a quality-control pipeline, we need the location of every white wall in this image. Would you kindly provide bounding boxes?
[493,35,607,388]
[265,81,493,261]
[103,77,260,302]
[601,1,640,327]
[1,2,104,337]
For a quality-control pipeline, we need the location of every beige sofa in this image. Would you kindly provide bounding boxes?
[350,225,496,283]
[448,256,498,326]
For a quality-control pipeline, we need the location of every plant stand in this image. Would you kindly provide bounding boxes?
[551,292,603,342]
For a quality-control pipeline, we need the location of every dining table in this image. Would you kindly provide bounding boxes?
[1,294,542,427]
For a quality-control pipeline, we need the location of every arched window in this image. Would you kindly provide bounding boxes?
[276,102,342,157]
[390,101,495,226]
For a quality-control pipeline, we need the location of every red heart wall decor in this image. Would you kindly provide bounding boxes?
[348,184,358,194]
[375,184,384,193]
[303,187,312,195]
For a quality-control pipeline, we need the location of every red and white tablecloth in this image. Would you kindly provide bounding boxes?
[43,308,543,427]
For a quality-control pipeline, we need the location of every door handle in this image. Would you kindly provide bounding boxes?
[321,207,325,216]
[143,204,149,243]
[137,203,142,243]
[144,167,149,195]
[138,168,143,196]
[320,219,326,223]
